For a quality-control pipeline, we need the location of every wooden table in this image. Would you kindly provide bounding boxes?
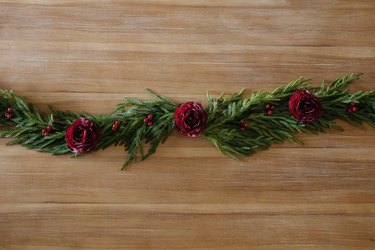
[1,1,374,249]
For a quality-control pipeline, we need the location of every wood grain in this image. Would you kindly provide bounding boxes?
[0,1,374,249]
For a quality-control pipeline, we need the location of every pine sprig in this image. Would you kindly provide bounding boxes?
[272,77,311,96]
[325,73,362,94]
[0,90,71,154]
[113,90,178,168]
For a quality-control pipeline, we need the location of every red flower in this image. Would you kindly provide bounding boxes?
[289,90,323,123]
[174,102,207,137]
[65,118,102,153]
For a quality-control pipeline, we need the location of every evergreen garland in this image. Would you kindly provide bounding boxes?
[0,73,374,169]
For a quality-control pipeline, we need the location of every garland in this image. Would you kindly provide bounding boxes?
[0,73,374,169]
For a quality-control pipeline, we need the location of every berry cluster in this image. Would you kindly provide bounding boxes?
[265,103,276,116]
[143,114,153,126]
[347,102,359,113]
[41,125,53,136]
[239,119,250,132]
[112,120,121,132]
[4,107,14,119]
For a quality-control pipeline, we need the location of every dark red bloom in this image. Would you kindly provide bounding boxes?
[174,102,207,137]
[289,90,323,123]
[65,118,102,153]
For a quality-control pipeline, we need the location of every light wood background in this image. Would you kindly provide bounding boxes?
[1,0,375,249]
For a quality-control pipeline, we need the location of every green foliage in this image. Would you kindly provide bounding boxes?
[203,73,374,159]
[0,73,374,169]
[102,89,178,169]
[0,90,70,155]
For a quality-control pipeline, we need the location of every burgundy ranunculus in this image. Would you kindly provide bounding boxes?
[174,102,207,137]
[65,117,102,153]
[289,89,323,123]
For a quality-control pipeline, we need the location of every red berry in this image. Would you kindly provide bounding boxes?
[143,117,148,123]
[352,107,358,112]
[244,122,250,128]
[112,124,119,131]
[240,119,245,125]
[47,125,53,131]
[112,120,121,131]
[7,107,13,113]
[351,102,356,106]
[147,122,153,126]
[348,108,353,113]
[4,113,13,119]
[42,129,47,134]
[147,114,153,120]
[44,132,50,136]
[240,127,246,132]
[267,110,273,116]
[265,104,271,110]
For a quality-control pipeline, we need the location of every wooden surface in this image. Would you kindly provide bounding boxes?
[1,0,375,249]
